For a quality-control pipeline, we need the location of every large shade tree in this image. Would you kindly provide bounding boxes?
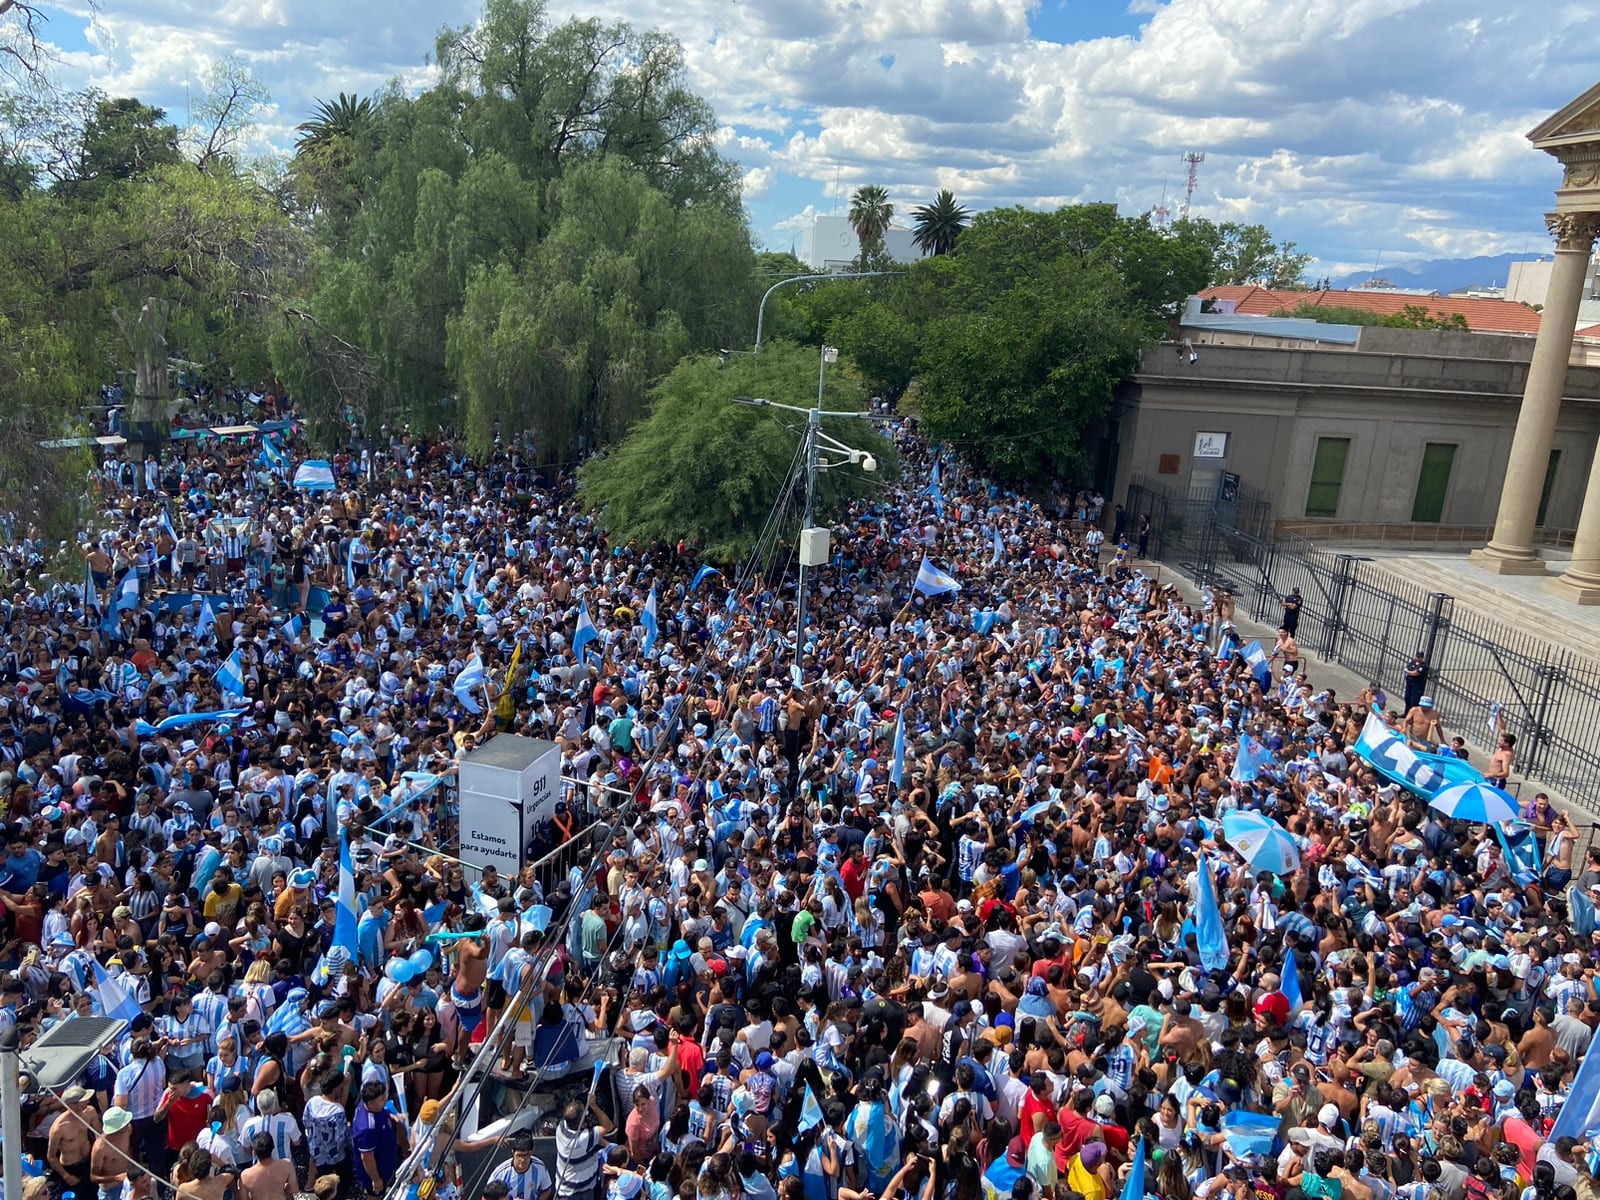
[274,0,757,460]
[579,340,896,560]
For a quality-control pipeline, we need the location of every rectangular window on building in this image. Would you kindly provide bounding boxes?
[1304,437,1350,518]
[1411,442,1457,523]
[1537,448,1562,527]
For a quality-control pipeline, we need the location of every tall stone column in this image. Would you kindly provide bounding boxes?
[1470,212,1600,575]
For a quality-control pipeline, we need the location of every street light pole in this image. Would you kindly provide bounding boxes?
[731,377,888,676]
[754,271,904,351]
[795,345,835,659]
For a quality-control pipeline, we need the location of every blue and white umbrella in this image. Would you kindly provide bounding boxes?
[1428,780,1519,825]
[1221,809,1301,875]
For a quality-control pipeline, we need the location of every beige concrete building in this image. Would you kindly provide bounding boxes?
[1109,333,1600,531]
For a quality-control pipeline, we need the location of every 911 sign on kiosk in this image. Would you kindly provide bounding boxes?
[455,734,562,880]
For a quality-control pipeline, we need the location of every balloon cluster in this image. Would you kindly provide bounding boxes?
[383,946,436,984]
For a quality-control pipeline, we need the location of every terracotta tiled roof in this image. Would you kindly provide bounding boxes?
[1198,286,1543,335]
[1577,323,1600,339]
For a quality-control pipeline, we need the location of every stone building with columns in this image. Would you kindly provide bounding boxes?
[1470,85,1600,600]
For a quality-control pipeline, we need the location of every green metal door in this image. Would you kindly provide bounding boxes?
[1411,443,1456,523]
[1304,437,1350,518]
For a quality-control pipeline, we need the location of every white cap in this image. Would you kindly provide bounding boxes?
[1318,1103,1340,1127]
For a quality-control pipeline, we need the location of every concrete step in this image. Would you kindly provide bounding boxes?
[1359,553,1600,670]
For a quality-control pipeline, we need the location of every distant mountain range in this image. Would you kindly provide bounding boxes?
[1325,253,1544,295]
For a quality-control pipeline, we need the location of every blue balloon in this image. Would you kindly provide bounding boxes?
[408,948,434,973]
[385,958,415,984]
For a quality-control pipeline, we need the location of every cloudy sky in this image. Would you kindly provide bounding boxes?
[26,0,1600,275]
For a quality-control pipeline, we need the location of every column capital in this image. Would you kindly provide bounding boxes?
[1546,210,1600,252]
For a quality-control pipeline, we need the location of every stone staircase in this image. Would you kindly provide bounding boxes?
[1358,552,1600,670]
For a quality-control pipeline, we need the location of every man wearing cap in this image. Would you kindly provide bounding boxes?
[90,1106,134,1200]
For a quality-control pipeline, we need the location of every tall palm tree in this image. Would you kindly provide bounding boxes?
[294,93,374,153]
[911,189,970,256]
[847,185,893,255]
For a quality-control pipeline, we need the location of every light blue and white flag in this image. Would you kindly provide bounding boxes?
[281,614,304,642]
[1241,639,1271,687]
[690,565,722,592]
[260,436,288,471]
[195,596,216,640]
[345,535,358,589]
[571,602,598,663]
[1281,947,1303,1011]
[1231,733,1275,783]
[1195,852,1230,972]
[640,587,659,655]
[293,460,336,491]
[454,653,485,714]
[989,526,1004,567]
[313,825,361,987]
[913,555,960,596]
[112,569,140,614]
[215,648,245,697]
[83,561,98,612]
[159,508,178,543]
[90,957,143,1023]
[927,460,945,519]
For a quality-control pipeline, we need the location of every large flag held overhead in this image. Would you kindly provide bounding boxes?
[1195,853,1230,972]
[293,460,336,491]
[913,555,961,597]
[690,565,722,592]
[571,602,598,662]
[1353,712,1484,801]
[640,586,659,655]
[454,653,485,714]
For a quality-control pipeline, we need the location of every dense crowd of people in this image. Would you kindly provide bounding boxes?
[0,405,1593,1200]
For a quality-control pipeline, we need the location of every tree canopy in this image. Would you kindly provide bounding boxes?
[1177,217,1311,288]
[769,203,1214,482]
[578,341,897,560]
[274,0,755,459]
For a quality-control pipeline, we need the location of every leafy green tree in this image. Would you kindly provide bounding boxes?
[848,185,893,258]
[578,341,895,560]
[445,155,754,459]
[71,96,182,197]
[911,189,969,256]
[1176,218,1310,288]
[276,0,753,456]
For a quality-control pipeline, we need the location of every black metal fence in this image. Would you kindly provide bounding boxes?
[1125,476,1600,812]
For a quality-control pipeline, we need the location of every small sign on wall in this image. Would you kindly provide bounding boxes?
[1194,432,1229,459]
[1158,454,1181,475]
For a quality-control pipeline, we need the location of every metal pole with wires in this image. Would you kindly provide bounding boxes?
[0,1026,21,1200]
[794,345,832,663]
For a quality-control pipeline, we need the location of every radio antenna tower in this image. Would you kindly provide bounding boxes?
[1180,150,1205,221]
